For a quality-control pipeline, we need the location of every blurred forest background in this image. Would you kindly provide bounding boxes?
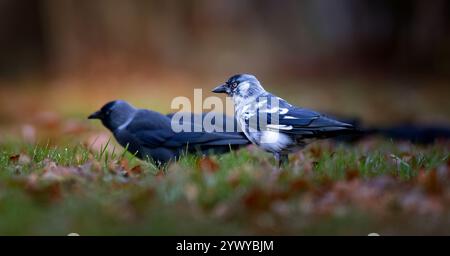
[0,0,449,136]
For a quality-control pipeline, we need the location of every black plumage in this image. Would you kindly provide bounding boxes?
[88,100,249,165]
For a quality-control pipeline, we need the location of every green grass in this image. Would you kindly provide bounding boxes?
[0,137,449,235]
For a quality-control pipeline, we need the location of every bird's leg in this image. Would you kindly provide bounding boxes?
[274,153,289,168]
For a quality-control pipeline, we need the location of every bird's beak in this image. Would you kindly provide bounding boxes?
[212,84,228,94]
[88,110,102,119]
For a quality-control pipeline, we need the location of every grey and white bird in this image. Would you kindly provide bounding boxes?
[88,100,249,166]
[212,74,355,166]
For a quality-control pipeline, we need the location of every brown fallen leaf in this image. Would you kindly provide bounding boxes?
[130,165,143,175]
[197,157,219,173]
[41,159,83,181]
[417,169,442,195]
[8,153,31,165]
[243,187,270,211]
[120,158,130,170]
[345,169,360,181]
[42,167,80,181]
[9,154,20,163]
[308,145,323,159]
[289,178,310,193]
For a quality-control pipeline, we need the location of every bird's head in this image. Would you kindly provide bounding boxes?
[212,74,265,98]
[88,100,137,131]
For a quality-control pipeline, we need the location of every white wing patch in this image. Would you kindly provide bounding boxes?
[283,116,298,119]
[260,107,279,114]
[256,99,268,107]
[267,124,293,130]
[261,107,289,114]
[279,108,289,114]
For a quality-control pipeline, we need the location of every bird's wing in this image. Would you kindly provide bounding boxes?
[164,112,249,147]
[126,111,249,149]
[259,97,355,138]
[123,109,174,148]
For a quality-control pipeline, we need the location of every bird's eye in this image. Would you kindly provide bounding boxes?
[231,82,238,89]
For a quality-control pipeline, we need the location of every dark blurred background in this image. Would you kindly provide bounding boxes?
[1,0,449,78]
[0,0,449,135]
